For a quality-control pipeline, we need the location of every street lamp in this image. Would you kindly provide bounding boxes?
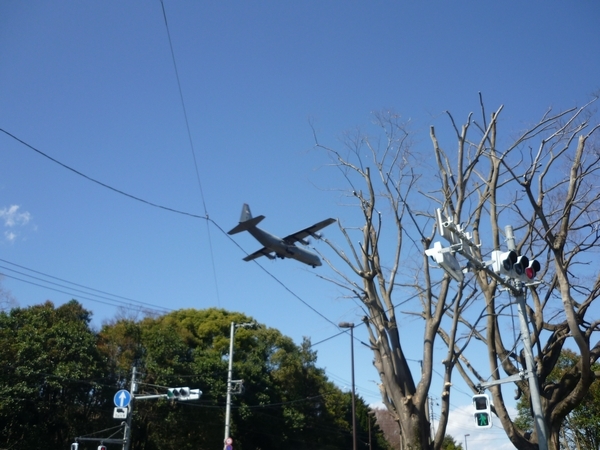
[224,321,254,449]
[464,433,470,450]
[339,321,357,450]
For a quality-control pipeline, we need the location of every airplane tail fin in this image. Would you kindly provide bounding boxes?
[228,203,265,234]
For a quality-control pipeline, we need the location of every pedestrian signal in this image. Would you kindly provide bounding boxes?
[472,394,492,428]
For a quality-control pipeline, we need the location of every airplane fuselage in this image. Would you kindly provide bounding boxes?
[228,203,334,268]
[247,227,322,267]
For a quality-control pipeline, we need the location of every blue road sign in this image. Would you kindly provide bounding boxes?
[114,389,131,408]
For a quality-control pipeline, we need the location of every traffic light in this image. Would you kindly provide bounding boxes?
[472,394,492,428]
[70,444,79,450]
[523,259,541,281]
[491,250,540,284]
[97,446,107,450]
[167,387,190,400]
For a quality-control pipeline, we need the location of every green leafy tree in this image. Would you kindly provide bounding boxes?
[0,302,388,450]
[0,300,108,449]
[98,307,389,450]
[516,350,600,450]
[441,435,463,450]
[563,380,600,450]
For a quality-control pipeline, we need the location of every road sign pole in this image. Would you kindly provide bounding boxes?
[123,366,137,450]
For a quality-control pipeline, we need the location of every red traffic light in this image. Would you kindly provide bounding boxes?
[524,259,541,279]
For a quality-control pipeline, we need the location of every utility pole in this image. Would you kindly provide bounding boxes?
[505,225,549,450]
[224,321,254,449]
[339,322,357,450]
[123,366,137,450]
[224,321,235,448]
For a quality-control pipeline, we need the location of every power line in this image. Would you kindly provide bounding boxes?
[0,259,173,314]
[1,127,444,381]
[0,258,169,313]
[159,0,222,306]
[1,127,338,328]
[0,128,207,220]
[1,272,168,315]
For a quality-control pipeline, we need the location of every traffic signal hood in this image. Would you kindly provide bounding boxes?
[491,250,517,275]
[514,255,529,275]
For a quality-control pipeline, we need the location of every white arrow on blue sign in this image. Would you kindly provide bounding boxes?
[114,389,131,408]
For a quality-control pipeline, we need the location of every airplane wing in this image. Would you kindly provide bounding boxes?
[283,218,336,245]
[243,247,276,262]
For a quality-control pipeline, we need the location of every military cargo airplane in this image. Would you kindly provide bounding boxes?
[228,203,336,268]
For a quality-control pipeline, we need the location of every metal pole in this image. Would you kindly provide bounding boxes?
[123,366,136,450]
[339,322,357,450]
[350,325,357,450]
[224,321,235,448]
[505,225,548,450]
[464,433,469,450]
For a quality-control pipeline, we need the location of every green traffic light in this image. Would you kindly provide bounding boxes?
[475,412,489,427]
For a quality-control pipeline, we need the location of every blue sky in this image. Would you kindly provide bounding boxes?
[1,1,599,448]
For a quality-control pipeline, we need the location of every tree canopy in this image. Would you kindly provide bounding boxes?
[0,300,107,449]
[516,350,600,450]
[0,301,389,450]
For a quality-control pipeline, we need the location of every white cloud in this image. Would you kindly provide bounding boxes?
[371,401,517,450]
[438,403,517,450]
[1,205,32,242]
[1,205,31,227]
[4,231,17,242]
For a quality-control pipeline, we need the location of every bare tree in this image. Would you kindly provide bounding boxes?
[313,95,600,450]
[314,111,461,450]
